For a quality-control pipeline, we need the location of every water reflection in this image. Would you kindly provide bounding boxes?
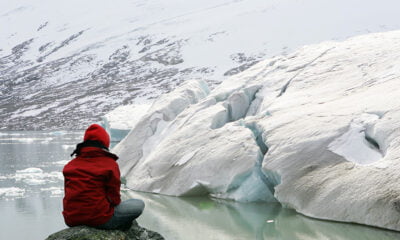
[0,195,65,240]
[124,191,400,240]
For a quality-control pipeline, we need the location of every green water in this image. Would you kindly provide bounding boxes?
[124,191,400,240]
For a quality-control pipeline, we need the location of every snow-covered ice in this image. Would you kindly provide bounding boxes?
[15,167,63,185]
[102,100,153,142]
[40,187,63,197]
[0,187,25,199]
[61,145,75,150]
[16,168,43,174]
[115,30,400,231]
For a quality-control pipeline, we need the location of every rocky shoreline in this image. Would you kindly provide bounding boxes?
[46,221,164,240]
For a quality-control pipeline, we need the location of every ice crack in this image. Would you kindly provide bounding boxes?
[211,85,262,129]
[278,47,335,97]
[219,120,278,202]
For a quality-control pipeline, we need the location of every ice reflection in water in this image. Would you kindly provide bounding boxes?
[125,191,400,240]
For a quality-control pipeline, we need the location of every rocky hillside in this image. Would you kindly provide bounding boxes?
[1,0,398,130]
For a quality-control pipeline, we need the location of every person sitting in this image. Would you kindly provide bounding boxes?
[62,124,144,230]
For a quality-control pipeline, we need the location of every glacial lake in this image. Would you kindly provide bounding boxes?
[1,131,400,240]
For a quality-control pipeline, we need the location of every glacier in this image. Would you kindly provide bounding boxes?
[101,101,153,143]
[114,30,400,231]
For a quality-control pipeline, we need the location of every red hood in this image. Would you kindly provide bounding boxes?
[83,124,110,148]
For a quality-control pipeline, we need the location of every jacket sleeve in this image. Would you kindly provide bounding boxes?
[105,161,121,206]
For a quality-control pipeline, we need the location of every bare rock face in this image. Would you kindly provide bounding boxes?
[46,221,164,240]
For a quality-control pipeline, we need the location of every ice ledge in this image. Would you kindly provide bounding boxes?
[328,113,383,165]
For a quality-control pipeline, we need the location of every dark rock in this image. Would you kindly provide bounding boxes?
[45,221,164,240]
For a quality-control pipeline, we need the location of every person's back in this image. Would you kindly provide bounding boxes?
[62,124,144,230]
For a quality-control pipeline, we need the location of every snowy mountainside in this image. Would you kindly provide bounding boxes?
[114,30,400,231]
[1,0,400,130]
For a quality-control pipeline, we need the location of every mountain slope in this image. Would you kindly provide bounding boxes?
[1,0,399,129]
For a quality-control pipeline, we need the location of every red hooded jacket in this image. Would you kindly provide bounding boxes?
[62,124,121,227]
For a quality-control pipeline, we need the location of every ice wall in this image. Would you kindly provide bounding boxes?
[113,79,210,175]
[115,30,400,231]
[115,77,277,202]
